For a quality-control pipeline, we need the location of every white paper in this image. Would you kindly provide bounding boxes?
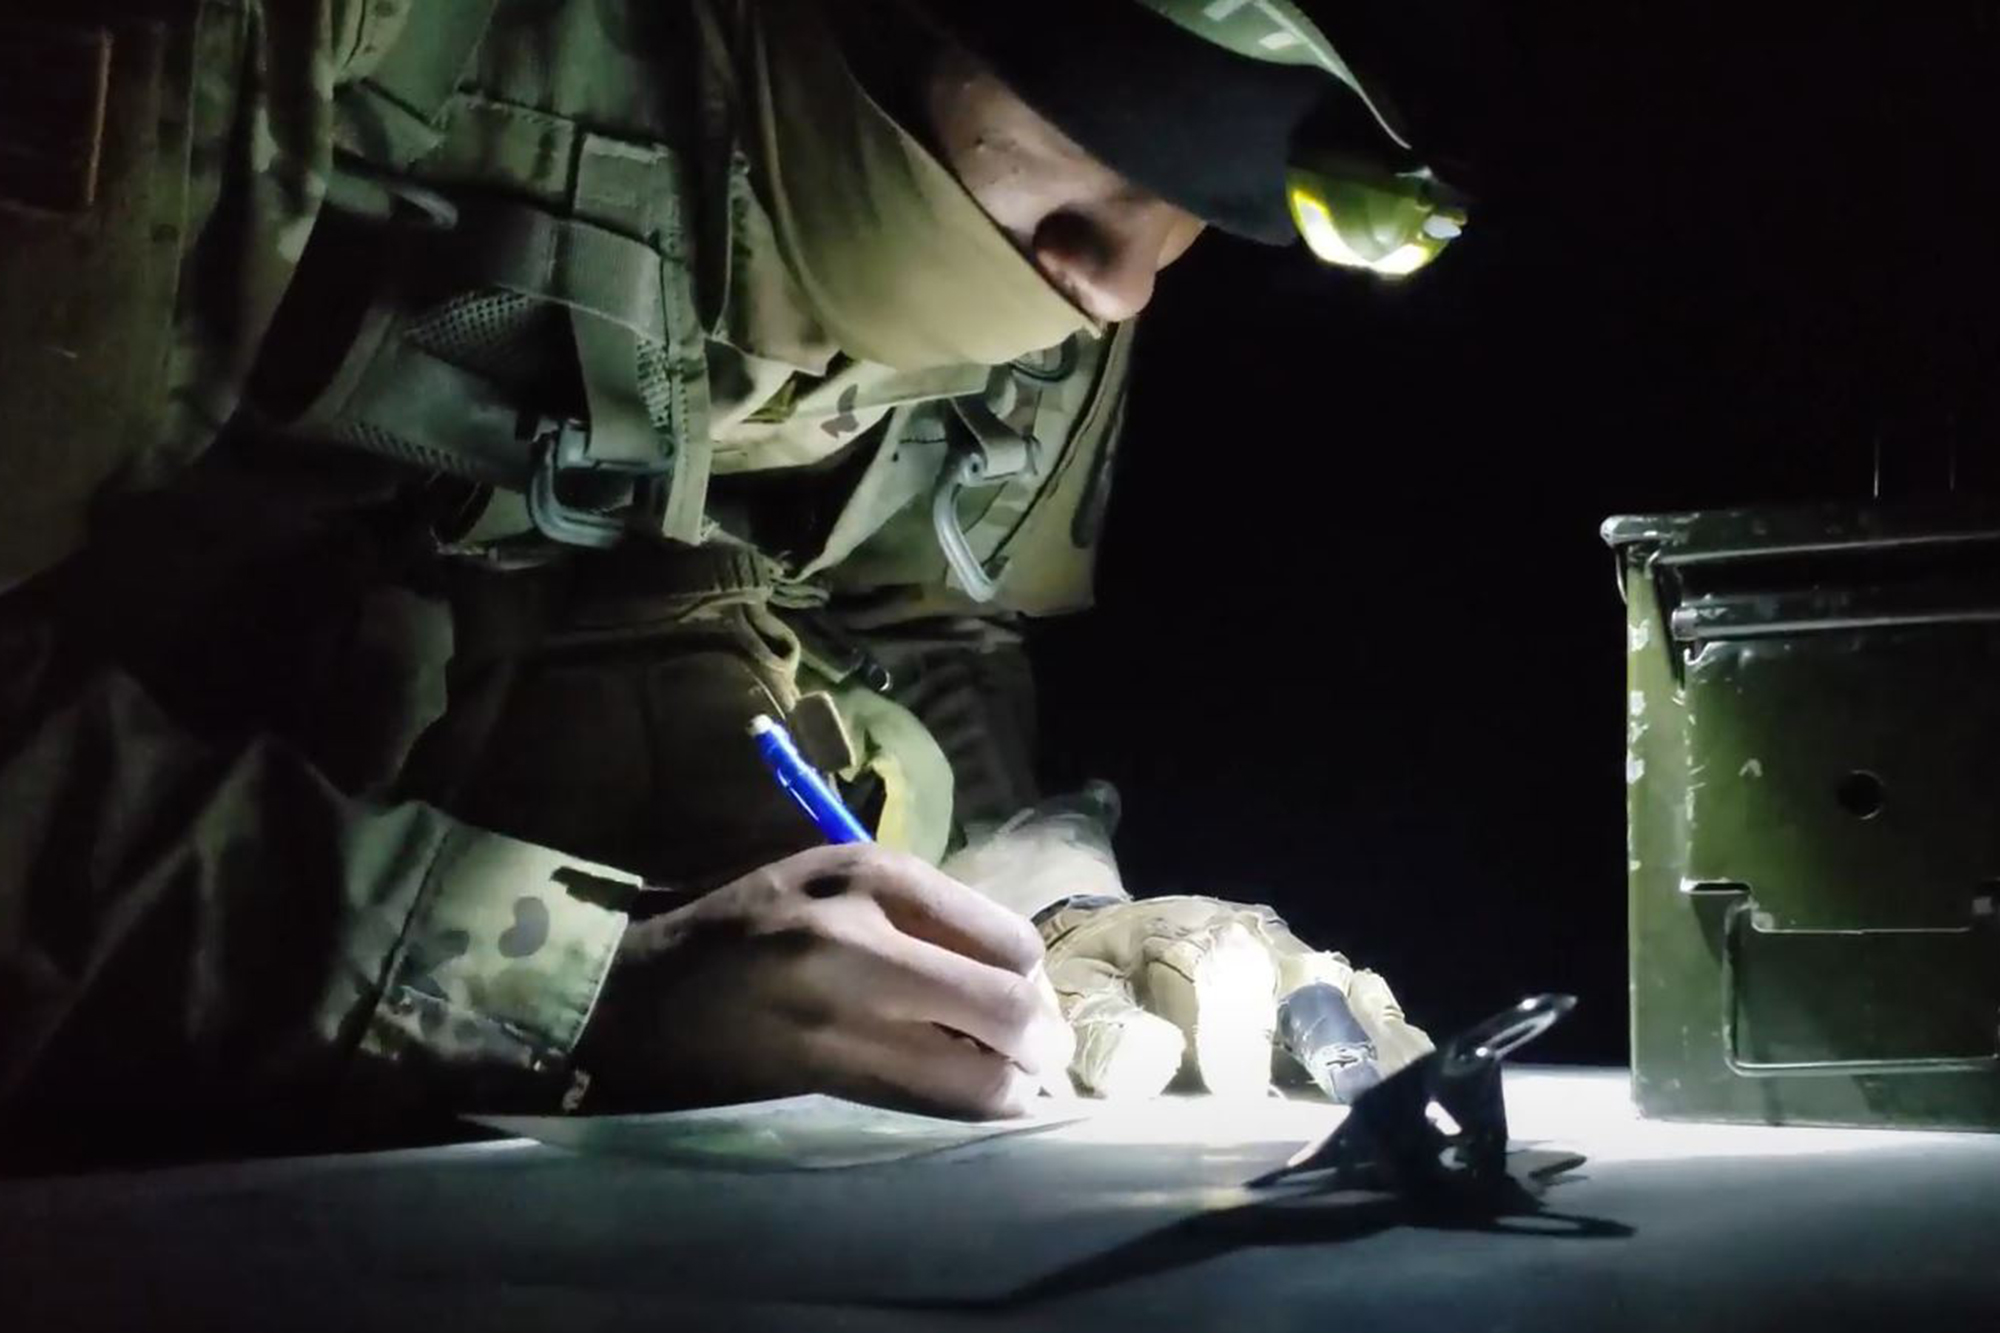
[470,1095,1079,1171]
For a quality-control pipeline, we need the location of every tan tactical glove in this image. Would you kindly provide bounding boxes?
[942,791,1433,1101]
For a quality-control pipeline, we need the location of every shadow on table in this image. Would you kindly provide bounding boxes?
[883,1182,1635,1314]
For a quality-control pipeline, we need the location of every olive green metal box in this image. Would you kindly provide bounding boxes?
[1606,505,2000,1130]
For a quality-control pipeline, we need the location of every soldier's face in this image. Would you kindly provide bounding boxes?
[924,45,1207,324]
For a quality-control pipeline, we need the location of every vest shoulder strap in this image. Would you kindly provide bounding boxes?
[334,0,503,168]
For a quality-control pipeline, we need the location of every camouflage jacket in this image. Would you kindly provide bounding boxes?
[0,0,1130,1157]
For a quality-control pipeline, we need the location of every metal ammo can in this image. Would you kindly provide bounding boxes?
[1606,503,2000,1130]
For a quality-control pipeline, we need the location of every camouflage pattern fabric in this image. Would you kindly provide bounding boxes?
[0,0,1131,1144]
[0,454,634,1144]
[1133,0,1404,143]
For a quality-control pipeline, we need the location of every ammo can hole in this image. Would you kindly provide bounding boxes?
[1835,771,1886,820]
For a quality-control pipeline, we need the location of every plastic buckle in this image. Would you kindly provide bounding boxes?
[931,408,1037,603]
[526,416,637,549]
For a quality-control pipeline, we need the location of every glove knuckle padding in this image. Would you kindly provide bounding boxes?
[1143,920,1279,1099]
[1071,1002,1185,1101]
[1047,953,1126,1005]
[1037,894,1429,1099]
[1040,954,1172,1098]
[1239,907,1356,994]
[1343,968,1434,1074]
[1041,896,1210,971]
[1049,899,1285,1098]
[1040,910,1129,970]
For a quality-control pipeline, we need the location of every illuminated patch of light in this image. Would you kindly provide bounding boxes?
[1049,1093,1344,1149]
[1289,191,1434,277]
[1040,1070,1980,1168]
[1504,1067,1980,1164]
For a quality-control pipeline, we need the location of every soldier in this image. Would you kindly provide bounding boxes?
[0,0,1465,1160]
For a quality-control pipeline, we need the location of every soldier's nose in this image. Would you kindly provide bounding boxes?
[1030,210,1167,324]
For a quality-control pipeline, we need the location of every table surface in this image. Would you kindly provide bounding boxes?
[6,1067,1999,1332]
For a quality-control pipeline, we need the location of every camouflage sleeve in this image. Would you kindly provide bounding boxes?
[159,0,403,465]
[0,3,638,1153]
[0,0,416,590]
[0,617,630,1142]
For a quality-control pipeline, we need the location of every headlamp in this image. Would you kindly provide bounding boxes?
[1286,155,1467,277]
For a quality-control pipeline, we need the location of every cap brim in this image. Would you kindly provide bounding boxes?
[917,1,1330,245]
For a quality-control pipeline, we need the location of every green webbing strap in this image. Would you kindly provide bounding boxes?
[567,134,714,545]
[325,11,718,549]
[475,211,669,340]
[569,313,657,472]
[335,0,502,167]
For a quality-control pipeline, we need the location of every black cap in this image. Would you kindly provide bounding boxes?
[916,1,1388,244]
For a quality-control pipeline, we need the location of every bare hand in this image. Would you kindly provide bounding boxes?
[575,845,1072,1118]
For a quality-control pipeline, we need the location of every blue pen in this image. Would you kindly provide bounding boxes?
[749,714,873,845]
[752,716,1071,1100]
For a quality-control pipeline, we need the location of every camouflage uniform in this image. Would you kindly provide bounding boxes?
[0,0,1129,1148]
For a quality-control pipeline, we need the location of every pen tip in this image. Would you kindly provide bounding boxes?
[748,715,778,737]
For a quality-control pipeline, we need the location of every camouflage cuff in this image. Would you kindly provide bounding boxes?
[358,827,632,1111]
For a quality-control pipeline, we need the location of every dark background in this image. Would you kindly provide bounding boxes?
[1032,2,2000,1063]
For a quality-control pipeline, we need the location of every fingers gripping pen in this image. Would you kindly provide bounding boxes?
[749,715,1072,1099]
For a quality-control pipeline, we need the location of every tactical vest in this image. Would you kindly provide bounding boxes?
[0,0,1133,868]
[260,0,1131,620]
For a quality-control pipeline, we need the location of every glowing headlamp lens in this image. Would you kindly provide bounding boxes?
[1286,169,1465,277]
